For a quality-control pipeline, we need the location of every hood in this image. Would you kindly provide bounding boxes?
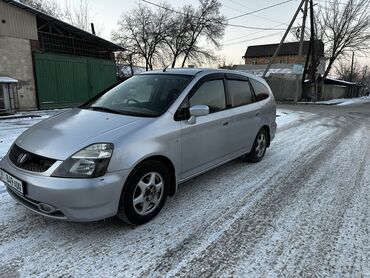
[15,108,149,160]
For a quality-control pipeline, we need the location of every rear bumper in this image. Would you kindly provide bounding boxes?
[0,155,130,222]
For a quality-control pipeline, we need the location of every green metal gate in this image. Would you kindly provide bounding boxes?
[34,52,117,109]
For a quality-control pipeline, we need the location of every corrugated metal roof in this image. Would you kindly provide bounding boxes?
[3,0,124,51]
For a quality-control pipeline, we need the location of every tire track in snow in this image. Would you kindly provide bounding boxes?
[141,114,354,277]
[161,116,360,277]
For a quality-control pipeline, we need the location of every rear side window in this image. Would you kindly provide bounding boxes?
[190,80,226,113]
[227,80,254,107]
[250,79,270,101]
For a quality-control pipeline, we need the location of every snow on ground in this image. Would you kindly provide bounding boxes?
[298,96,370,106]
[276,109,315,127]
[0,104,369,277]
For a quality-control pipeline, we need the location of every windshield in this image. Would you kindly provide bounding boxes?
[84,74,192,117]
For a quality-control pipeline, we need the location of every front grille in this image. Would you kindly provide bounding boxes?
[9,144,56,173]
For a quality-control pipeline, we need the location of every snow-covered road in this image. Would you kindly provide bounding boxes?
[0,104,369,277]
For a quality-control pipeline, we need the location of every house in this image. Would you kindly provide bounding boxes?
[231,40,325,102]
[0,0,124,110]
[242,40,324,65]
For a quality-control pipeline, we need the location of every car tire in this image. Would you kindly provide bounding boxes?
[246,128,268,163]
[117,160,169,225]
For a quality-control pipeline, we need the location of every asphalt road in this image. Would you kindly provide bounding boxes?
[0,103,369,277]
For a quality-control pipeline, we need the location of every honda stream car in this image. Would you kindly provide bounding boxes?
[0,69,276,225]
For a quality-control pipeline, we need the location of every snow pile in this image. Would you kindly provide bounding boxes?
[314,96,370,106]
[276,109,315,128]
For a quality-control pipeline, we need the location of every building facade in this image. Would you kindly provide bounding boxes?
[242,41,324,66]
[0,0,123,110]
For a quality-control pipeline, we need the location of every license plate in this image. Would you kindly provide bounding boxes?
[0,169,24,194]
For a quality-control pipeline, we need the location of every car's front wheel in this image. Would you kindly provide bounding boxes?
[246,128,268,163]
[117,160,169,225]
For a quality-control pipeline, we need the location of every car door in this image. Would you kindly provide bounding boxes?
[177,74,233,180]
[225,74,261,154]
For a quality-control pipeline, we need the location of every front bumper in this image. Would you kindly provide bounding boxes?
[0,155,130,222]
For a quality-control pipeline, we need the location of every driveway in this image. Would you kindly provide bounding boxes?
[0,103,369,277]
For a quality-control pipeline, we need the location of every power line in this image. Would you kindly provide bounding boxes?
[223,0,287,25]
[222,22,288,43]
[141,0,287,30]
[223,31,285,47]
[227,0,294,21]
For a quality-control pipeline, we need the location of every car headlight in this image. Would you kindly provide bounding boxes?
[52,143,113,178]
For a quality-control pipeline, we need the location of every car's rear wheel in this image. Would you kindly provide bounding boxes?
[117,160,169,225]
[246,128,268,163]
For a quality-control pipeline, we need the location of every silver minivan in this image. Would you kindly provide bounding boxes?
[0,69,276,225]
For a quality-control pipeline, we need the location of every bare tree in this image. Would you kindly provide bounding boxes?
[18,0,63,18]
[18,0,103,34]
[336,59,370,84]
[316,0,370,81]
[113,0,226,70]
[180,0,226,67]
[112,4,170,70]
[164,5,194,68]
[63,0,104,34]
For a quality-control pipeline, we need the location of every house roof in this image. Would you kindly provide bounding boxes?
[243,40,324,58]
[3,0,124,51]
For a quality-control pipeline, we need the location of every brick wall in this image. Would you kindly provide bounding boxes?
[244,55,306,65]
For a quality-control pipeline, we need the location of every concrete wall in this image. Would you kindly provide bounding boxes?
[266,74,302,102]
[321,85,346,101]
[0,1,38,40]
[0,36,37,110]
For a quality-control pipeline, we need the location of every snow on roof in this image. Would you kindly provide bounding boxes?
[0,77,18,84]
[324,77,356,85]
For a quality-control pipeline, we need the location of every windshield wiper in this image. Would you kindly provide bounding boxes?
[87,106,125,115]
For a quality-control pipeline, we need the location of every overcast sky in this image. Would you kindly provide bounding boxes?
[79,0,369,68]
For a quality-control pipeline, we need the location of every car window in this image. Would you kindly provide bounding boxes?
[84,74,192,117]
[250,78,270,101]
[227,80,254,107]
[189,80,226,113]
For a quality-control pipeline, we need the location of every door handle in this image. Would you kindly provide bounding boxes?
[255,112,260,117]
[222,121,229,126]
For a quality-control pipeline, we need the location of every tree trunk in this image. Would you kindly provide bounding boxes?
[181,50,190,68]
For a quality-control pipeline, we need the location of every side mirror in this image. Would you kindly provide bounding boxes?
[188,105,209,124]
[256,93,269,101]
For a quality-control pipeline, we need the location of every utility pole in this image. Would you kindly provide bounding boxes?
[262,0,306,78]
[309,0,317,101]
[350,51,355,82]
[298,0,309,57]
[297,0,309,101]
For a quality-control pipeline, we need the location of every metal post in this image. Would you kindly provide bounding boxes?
[262,0,306,78]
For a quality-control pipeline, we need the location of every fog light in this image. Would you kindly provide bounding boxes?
[37,203,57,214]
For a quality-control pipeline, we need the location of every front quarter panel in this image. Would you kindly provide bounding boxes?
[108,112,181,174]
